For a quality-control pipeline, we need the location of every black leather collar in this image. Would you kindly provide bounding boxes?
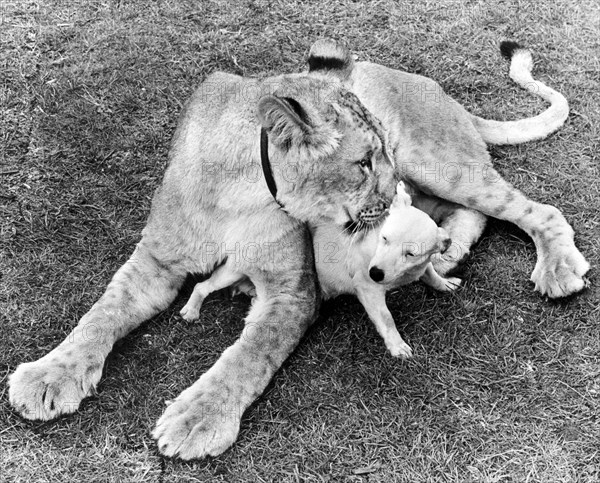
[260,128,285,209]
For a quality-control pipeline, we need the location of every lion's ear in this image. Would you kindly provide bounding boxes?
[258,95,337,154]
[307,39,355,83]
[257,95,311,151]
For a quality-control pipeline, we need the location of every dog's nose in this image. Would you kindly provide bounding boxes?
[369,266,385,282]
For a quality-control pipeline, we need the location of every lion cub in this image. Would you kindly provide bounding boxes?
[181,182,460,358]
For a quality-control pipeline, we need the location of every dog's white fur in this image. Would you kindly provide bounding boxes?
[315,181,461,358]
[181,182,460,358]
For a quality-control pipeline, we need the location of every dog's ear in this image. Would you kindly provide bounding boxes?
[437,227,452,254]
[391,181,412,209]
[307,39,355,83]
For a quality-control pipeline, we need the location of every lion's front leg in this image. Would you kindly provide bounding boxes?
[8,240,186,421]
[153,267,318,459]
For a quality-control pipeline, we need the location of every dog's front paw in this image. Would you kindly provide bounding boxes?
[531,247,590,298]
[9,352,103,420]
[387,337,413,359]
[179,302,201,322]
[153,381,241,460]
[442,276,462,292]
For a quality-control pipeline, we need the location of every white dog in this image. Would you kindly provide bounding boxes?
[312,181,460,357]
[181,182,460,358]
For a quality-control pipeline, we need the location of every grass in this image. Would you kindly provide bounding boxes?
[1,0,599,481]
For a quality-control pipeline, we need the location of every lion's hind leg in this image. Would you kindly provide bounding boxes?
[412,193,487,276]
[434,208,487,276]
[474,184,587,297]
[415,165,589,298]
[8,240,187,421]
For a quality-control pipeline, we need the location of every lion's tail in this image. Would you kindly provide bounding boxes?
[470,41,569,145]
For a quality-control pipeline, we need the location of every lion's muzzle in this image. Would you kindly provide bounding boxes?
[357,201,388,224]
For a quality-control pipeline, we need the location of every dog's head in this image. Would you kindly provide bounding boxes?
[368,182,451,285]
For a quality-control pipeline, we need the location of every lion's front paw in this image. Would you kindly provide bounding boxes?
[531,247,590,298]
[9,353,103,420]
[153,384,241,460]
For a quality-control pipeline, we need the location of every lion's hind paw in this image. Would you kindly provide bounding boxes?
[531,247,590,298]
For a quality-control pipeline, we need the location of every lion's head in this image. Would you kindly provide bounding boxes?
[256,40,396,231]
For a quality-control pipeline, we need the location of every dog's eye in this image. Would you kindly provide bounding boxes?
[382,236,388,243]
[406,252,416,257]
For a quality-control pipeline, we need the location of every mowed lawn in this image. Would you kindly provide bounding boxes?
[1,0,599,481]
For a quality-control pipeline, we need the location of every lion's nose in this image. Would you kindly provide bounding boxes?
[369,266,385,282]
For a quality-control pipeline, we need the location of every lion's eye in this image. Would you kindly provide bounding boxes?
[406,252,416,257]
[357,153,372,170]
[382,236,388,243]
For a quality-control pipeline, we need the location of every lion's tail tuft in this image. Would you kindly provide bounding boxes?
[499,40,523,60]
[470,41,569,145]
